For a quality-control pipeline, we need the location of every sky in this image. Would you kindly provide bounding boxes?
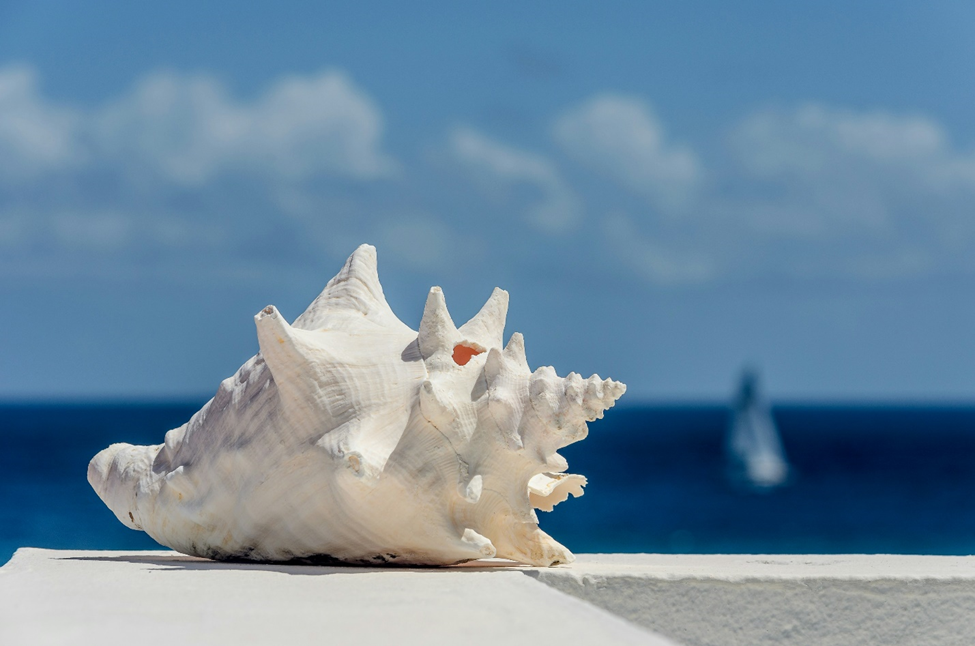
[2,1,975,401]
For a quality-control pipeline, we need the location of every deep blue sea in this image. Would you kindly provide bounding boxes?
[3,402,975,565]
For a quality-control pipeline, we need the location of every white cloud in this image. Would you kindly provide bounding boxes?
[448,126,582,234]
[731,105,975,215]
[700,104,975,279]
[0,65,398,277]
[553,95,701,212]
[569,100,975,285]
[93,70,395,185]
[0,64,395,188]
[0,65,81,182]
[730,105,975,234]
[5,63,975,288]
[734,105,950,176]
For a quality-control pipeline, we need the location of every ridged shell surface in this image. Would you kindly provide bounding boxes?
[88,245,626,566]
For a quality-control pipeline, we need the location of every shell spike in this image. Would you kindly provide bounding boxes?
[492,525,575,567]
[458,287,509,350]
[503,332,530,372]
[483,348,504,386]
[418,287,458,359]
[460,528,497,558]
[255,305,305,378]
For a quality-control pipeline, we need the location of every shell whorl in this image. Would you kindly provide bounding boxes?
[88,244,626,566]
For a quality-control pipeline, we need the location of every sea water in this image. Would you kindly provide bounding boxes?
[3,402,975,564]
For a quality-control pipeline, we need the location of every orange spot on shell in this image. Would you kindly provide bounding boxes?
[452,344,483,366]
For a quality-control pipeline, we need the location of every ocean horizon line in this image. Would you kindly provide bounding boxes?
[3,396,975,410]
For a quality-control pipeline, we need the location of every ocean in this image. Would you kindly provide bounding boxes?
[3,402,975,565]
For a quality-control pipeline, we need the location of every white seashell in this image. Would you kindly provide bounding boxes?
[88,245,626,566]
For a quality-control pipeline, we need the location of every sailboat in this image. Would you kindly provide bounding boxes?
[726,368,790,490]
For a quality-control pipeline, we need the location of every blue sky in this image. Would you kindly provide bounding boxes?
[2,1,975,401]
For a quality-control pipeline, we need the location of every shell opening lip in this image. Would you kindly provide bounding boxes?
[452,343,484,366]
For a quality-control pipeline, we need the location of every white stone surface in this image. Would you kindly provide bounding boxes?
[0,549,673,646]
[533,554,975,646]
[7,549,975,646]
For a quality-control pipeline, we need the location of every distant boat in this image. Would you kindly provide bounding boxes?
[726,369,790,489]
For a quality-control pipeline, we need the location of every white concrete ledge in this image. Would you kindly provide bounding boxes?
[4,550,975,646]
[0,549,674,646]
[534,554,975,646]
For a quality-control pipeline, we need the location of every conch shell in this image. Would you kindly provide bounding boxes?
[88,245,625,566]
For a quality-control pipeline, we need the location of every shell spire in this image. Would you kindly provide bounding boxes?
[293,243,403,331]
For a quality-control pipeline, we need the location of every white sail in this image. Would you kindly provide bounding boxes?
[726,369,790,489]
